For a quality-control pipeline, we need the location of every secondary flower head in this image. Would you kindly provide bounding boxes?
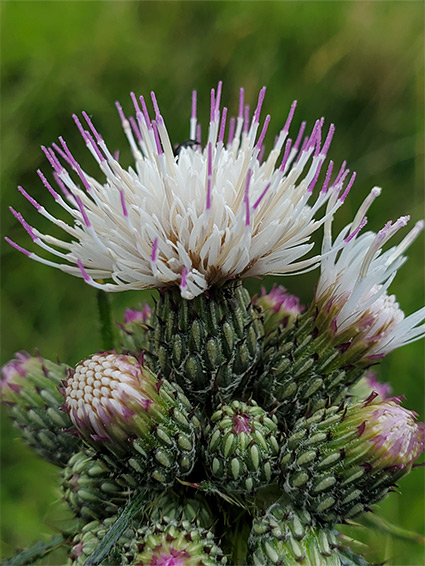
[65,352,200,484]
[315,190,425,358]
[7,83,354,299]
[256,285,303,331]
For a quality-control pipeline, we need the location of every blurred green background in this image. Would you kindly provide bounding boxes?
[1,1,424,564]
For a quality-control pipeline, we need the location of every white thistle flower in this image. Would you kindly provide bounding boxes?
[7,83,355,299]
[316,188,425,358]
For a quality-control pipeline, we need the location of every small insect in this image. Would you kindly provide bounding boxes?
[173,139,201,157]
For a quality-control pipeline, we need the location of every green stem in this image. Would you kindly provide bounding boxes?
[97,290,115,350]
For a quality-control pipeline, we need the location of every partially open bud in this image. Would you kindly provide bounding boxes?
[122,519,227,566]
[65,352,201,485]
[280,396,425,523]
[204,400,280,493]
[248,503,340,565]
[117,303,152,355]
[350,371,392,401]
[256,285,303,334]
[1,352,80,466]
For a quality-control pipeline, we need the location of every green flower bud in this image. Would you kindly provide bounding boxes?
[61,450,140,521]
[122,519,227,565]
[280,396,425,523]
[1,352,80,466]
[204,400,280,493]
[70,515,137,566]
[65,352,201,486]
[149,281,264,404]
[248,503,340,565]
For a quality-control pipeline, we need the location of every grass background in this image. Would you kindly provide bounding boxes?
[1,1,424,564]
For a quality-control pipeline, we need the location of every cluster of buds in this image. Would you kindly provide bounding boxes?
[2,83,424,565]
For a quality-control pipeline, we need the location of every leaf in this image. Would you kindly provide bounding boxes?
[84,488,147,566]
[1,534,66,566]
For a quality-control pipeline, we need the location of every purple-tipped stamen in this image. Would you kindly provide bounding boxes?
[181,266,188,289]
[218,107,228,143]
[37,170,59,201]
[82,111,103,144]
[130,92,141,115]
[321,123,335,157]
[77,258,91,283]
[255,114,271,150]
[85,130,106,162]
[345,216,368,243]
[18,186,41,211]
[75,195,91,227]
[58,137,92,193]
[332,160,347,188]
[206,143,212,210]
[279,138,292,172]
[293,121,306,152]
[9,207,36,241]
[4,237,31,257]
[253,182,272,210]
[320,160,334,194]
[152,121,163,155]
[253,86,266,123]
[115,101,127,125]
[210,88,215,123]
[191,90,197,120]
[283,100,297,133]
[340,172,356,202]
[129,116,142,142]
[139,95,152,130]
[42,145,63,174]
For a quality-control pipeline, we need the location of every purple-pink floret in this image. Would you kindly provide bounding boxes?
[232,413,252,435]
[150,548,189,566]
[0,352,31,392]
[261,285,303,316]
[124,304,152,324]
[368,399,425,466]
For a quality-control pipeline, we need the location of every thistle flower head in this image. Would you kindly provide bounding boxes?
[65,352,200,483]
[256,284,303,332]
[316,191,425,357]
[65,352,157,445]
[357,396,425,468]
[7,84,354,299]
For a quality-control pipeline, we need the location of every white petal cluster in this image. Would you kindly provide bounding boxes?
[8,84,354,299]
[317,191,425,357]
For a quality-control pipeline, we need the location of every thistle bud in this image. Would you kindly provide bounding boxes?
[280,396,425,523]
[61,450,140,521]
[1,352,80,466]
[256,285,303,334]
[65,352,201,486]
[122,519,227,566]
[204,400,280,493]
[70,516,137,566]
[117,303,152,355]
[248,503,340,565]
